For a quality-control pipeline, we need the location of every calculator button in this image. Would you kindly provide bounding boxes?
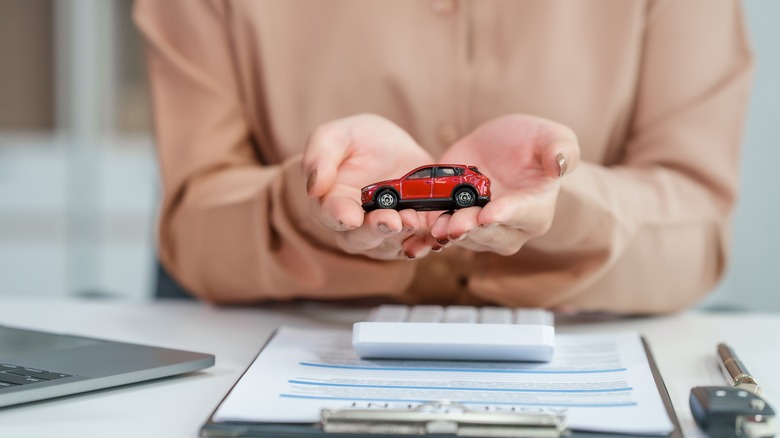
[479,307,513,324]
[443,306,478,324]
[368,305,409,322]
[407,306,444,323]
[514,308,554,325]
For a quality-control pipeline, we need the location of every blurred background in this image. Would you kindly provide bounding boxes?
[0,1,778,309]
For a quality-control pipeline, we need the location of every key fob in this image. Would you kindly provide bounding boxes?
[690,386,775,438]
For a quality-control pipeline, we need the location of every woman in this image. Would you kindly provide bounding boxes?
[134,0,753,313]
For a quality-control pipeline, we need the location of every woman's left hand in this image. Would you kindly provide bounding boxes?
[430,115,580,255]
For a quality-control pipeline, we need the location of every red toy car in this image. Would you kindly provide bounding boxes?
[361,164,491,212]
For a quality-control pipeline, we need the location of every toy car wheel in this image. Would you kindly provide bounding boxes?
[376,190,398,209]
[453,187,476,208]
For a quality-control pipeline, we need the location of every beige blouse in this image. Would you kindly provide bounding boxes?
[134,0,753,313]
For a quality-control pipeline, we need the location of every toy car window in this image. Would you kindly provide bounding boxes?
[407,168,433,179]
[435,167,457,177]
[468,166,483,175]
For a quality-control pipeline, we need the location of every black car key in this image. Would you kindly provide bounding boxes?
[690,386,775,438]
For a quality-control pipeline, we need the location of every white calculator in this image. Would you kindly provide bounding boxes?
[352,305,555,362]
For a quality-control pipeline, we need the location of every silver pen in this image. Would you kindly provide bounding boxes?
[717,342,761,395]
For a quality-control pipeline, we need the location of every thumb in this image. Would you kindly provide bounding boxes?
[301,123,350,198]
[541,136,580,178]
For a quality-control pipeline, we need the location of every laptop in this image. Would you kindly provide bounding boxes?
[0,324,215,408]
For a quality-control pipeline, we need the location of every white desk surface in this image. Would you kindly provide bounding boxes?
[0,297,777,437]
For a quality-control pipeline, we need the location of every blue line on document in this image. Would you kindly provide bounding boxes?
[279,394,637,408]
[288,380,632,393]
[299,362,627,374]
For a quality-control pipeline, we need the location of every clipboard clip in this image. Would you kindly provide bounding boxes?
[321,401,567,437]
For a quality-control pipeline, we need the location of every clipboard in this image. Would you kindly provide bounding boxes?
[200,331,682,438]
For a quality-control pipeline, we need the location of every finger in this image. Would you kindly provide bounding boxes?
[338,209,404,252]
[301,122,350,197]
[445,207,482,241]
[401,234,433,260]
[478,192,553,236]
[477,194,529,228]
[460,225,527,256]
[398,209,421,234]
[318,185,365,230]
[399,210,438,259]
[429,211,453,243]
[541,134,580,178]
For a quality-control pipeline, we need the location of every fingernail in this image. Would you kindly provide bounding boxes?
[480,222,498,229]
[431,245,443,253]
[338,220,356,231]
[450,233,468,242]
[306,170,318,194]
[378,223,395,235]
[402,226,415,233]
[556,152,568,177]
[403,251,416,260]
[436,239,449,246]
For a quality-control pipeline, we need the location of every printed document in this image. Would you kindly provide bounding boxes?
[213,327,673,435]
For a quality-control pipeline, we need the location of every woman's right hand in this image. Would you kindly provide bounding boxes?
[302,114,437,260]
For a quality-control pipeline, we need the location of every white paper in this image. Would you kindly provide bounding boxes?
[214,326,674,435]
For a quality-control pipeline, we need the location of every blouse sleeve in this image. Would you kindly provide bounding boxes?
[133,0,416,303]
[471,0,754,313]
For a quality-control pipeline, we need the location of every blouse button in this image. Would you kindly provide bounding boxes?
[431,0,457,16]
